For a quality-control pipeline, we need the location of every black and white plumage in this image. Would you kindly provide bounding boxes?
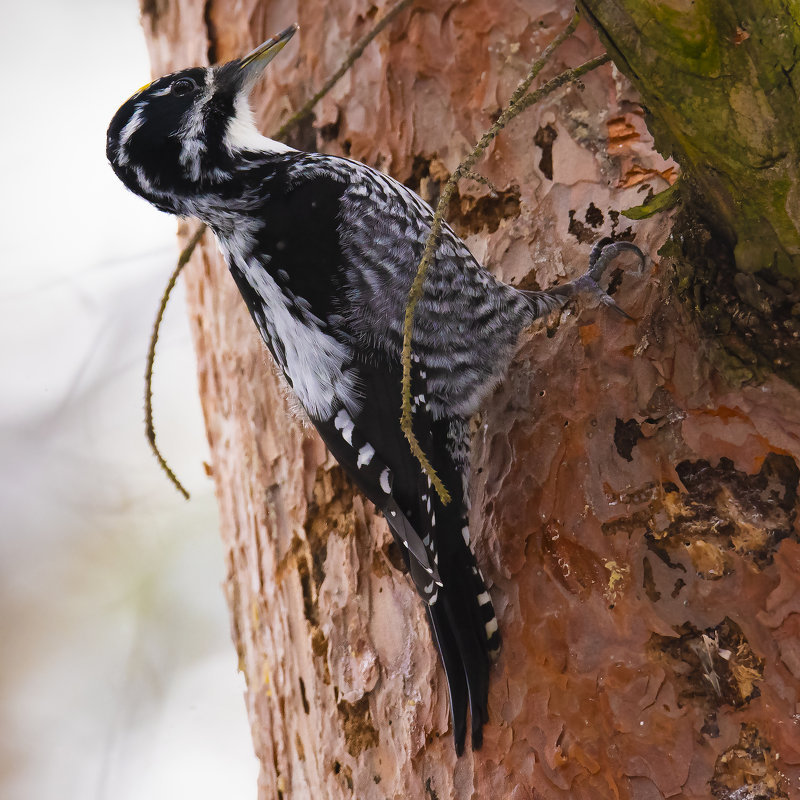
[107,25,643,755]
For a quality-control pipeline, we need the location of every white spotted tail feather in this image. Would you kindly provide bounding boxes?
[311,388,498,755]
[325,406,443,589]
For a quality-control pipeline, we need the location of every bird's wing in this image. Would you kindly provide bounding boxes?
[306,350,500,754]
[282,153,533,419]
[242,153,501,753]
[309,350,444,597]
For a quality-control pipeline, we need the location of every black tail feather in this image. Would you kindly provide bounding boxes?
[427,603,469,755]
[426,531,499,753]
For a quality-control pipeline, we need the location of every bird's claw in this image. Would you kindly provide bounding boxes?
[587,237,646,280]
[571,273,634,319]
[579,237,646,319]
[601,292,635,321]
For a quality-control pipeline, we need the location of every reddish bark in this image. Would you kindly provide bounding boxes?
[139,1,800,797]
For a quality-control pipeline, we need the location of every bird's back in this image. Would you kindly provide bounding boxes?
[200,150,539,420]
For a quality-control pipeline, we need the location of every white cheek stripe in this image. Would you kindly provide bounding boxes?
[134,166,156,194]
[224,92,296,155]
[117,104,145,165]
[178,71,215,181]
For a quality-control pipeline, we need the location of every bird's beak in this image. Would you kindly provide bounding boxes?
[238,24,298,92]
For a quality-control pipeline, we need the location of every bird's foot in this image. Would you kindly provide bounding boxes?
[576,237,646,318]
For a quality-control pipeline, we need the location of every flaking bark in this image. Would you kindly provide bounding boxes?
[140,1,800,797]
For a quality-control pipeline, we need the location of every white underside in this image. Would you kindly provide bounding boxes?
[240,257,358,419]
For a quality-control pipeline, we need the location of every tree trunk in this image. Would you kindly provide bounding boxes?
[139,1,800,797]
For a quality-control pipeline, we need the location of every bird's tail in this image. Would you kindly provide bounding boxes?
[425,517,501,755]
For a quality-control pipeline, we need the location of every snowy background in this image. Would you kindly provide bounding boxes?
[0,0,258,797]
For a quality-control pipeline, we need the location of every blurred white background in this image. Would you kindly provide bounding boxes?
[0,1,258,797]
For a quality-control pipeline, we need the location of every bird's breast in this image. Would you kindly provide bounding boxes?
[224,248,361,421]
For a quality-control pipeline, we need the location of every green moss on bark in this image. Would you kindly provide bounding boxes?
[580,0,800,385]
[580,1,800,274]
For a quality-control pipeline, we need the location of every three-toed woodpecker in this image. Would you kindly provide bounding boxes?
[107,24,643,755]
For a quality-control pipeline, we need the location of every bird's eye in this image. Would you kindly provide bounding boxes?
[171,77,197,96]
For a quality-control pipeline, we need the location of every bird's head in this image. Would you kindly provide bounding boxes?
[107,24,297,213]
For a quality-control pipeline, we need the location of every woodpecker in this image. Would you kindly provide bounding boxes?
[107,24,643,755]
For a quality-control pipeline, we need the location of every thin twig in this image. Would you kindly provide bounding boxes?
[146,0,413,498]
[400,14,581,504]
[515,53,610,114]
[400,16,612,505]
[144,223,207,499]
[463,170,498,193]
[275,0,413,140]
